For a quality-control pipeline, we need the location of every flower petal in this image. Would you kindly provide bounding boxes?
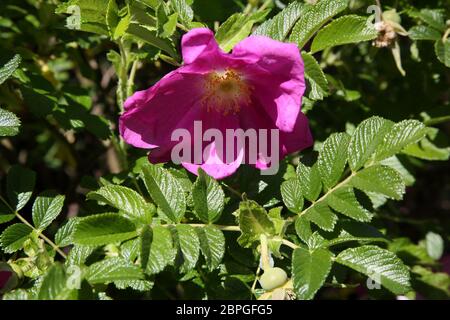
[182,28,222,65]
[232,36,305,132]
[119,71,204,150]
[182,142,244,180]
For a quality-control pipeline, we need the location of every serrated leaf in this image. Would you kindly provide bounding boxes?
[192,169,224,223]
[295,216,312,243]
[0,108,21,137]
[380,156,415,186]
[0,54,21,85]
[410,9,446,32]
[171,0,193,26]
[238,200,275,246]
[402,138,450,161]
[296,163,322,202]
[7,165,36,211]
[336,245,411,295]
[348,116,394,171]
[114,279,153,291]
[303,201,337,231]
[311,15,378,53]
[141,163,186,223]
[292,247,333,300]
[86,257,143,284]
[126,24,178,58]
[375,120,427,161]
[253,1,304,41]
[216,11,268,52]
[281,179,303,213]
[73,213,137,246]
[327,186,373,222]
[38,263,75,300]
[350,165,405,200]
[290,0,349,49]
[302,52,328,100]
[145,225,175,275]
[175,224,200,272]
[66,245,96,266]
[87,184,152,224]
[408,25,441,41]
[435,39,450,68]
[318,132,351,189]
[0,223,33,253]
[0,214,15,224]
[55,218,78,247]
[32,191,65,230]
[196,225,225,271]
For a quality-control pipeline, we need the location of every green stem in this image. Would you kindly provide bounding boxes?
[0,195,67,259]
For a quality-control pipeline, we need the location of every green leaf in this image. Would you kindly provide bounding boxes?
[86,257,143,284]
[66,245,96,266]
[87,184,152,224]
[0,54,21,85]
[139,225,152,269]
[289,0,349,49]
[281,179,304,213]
[336,245,411,295]
[145,225,175,275]
[375,120,427,161]
[425,232,444,260]
[0,108,21,137]
[408,26,441,41]
[327,186,373,222]
[73,213,137,246]
[402,138,450,161]
[38,264,74,300]
[348,116,394,171]
[106,0,119,37]
[55,218,78,247]
[238,200,275,246]
[126,24,178,58]
[350,165,405,200]
[317,132,351,189]
[295,217,312,243]
[32,191,65,230]
[253,1,304,41]
[302,52,329,100]
[296,163,322,202]
[311,15,378,53]
[0,214,15,224]
[0,223,33,253]
[175,224,200,272]
[292,247,333,300]
[156,3,178,38]
[191,169,224,223]
[7,165,36,211]
[196,225,225,271]
[216,11,268,52]
[56,0,110,35]
[410,9,446,32]
[435,39,450,68]
[303,201,337,231]
[141,163,186,223]
[171,0,193,26]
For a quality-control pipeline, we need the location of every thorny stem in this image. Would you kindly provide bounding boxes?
[0,195,67,259]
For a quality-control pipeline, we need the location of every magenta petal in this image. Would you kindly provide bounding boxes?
[182,28,222,65]
[119,71,204,150]
[232,36,305,132]
[182,142,244,180]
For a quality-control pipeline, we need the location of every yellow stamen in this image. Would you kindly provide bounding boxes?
[201,69,252,115]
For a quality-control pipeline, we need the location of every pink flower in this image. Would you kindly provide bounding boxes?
[120,28,313,179]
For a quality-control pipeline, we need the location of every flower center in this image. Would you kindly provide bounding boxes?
[201,69,252,115]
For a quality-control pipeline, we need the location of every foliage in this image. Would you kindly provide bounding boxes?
[0,0,449,301]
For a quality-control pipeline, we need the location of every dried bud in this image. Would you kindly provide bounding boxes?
[373,21,397,48]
